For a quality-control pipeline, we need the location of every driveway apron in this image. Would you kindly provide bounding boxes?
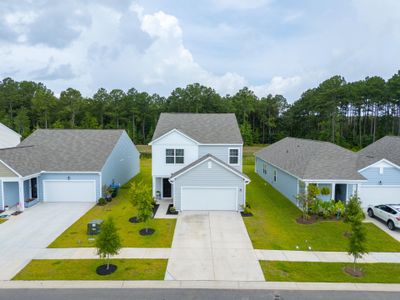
[165,211,265,281]
[0,202,92,280]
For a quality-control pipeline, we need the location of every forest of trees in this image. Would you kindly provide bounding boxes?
[1,71,400,149]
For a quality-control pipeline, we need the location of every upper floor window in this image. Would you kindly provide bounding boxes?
[262,163,267,175]
[166,148,184,164]
[229,148,239,165]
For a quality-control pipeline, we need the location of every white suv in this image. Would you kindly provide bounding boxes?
[367,204,400,230]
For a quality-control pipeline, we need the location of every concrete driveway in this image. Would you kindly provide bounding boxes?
[165,211,264,281]
[0,202,93,280]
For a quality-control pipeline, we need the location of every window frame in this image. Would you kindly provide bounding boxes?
[228,147,240,165]
[165,148,184,164]
[262,163,267,175]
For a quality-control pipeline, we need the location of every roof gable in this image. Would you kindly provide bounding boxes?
[149,129,199,145]
[151,113,243,144]
[357,136,400,170]
[0,123,21,138]
[170,154,250,182]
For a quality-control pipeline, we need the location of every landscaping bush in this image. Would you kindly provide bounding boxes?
[98,198,107,206]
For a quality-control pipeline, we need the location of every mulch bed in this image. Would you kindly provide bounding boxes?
[344,266,364,277]
[152,204,160,217]
[96,264,118,275]
[11,211,22,216]
[129,216,141,223]
[296,214,340,224]
[139,228,155,236]
[166,204,179,215]
[241,212,253,217]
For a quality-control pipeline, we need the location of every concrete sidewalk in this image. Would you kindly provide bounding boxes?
[255,250,400,263]
[2,280,400,292]
[35,248,170,259]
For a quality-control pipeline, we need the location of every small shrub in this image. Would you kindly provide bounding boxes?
[320,187,331,196]
[98,198,107,206]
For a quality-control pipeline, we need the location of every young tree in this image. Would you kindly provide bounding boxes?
[345,194,367,274]
[297,183,320,220]
[95,217,122,271]
[135,183,155,234]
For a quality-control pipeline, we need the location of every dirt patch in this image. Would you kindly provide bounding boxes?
[344,266,364,277]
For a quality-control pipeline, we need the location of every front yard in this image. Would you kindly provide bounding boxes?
[242,163,400,252]
[49,158,176,248]
[261,261,400,283]
[13,259,167,280]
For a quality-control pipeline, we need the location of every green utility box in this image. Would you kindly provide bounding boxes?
[87,219,103,235]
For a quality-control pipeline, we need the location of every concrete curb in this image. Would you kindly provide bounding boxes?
[2,280,400,291]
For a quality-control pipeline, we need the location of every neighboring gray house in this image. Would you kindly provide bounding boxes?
[255,137,365,205]
[0,129,140,211]
[149,113,250,211]
[357,136,400,206]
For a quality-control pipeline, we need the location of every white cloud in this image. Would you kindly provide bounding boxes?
[211,0,272,10]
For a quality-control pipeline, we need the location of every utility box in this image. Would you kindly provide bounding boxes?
[87,220,103,235]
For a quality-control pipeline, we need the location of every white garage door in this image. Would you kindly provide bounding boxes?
[43,180,97,203]
[359,186,400,207]
[181,187,237,211]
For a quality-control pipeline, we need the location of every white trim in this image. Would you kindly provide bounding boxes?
[169,156,250,183]
[0,159,21,177]
[302,179,367,183]
[358,158,400,173]
[180,186,238,211]
[149,129,200,145]
[42,179,97,203]
[360,184,400,188]
[228,147,240,166]
[1,181,4,210]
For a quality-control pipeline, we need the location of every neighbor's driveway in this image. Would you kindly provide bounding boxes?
[0,202,92,280]
[165,211,264,281]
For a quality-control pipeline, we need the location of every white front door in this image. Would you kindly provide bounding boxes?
[359,186,400,207]
[43,180,97,203]
[181,187,237,211]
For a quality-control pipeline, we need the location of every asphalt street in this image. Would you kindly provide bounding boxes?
[0,289,399,300]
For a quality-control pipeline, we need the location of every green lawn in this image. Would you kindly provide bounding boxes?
[13,259,167,280]
[261,261,400,283]
[49,158,176,248]
[243,163,400,252]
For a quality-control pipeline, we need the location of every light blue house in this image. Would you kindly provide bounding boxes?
[0,129,140,211]
[255,138,365,206]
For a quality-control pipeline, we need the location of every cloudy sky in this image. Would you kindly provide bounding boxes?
[0,0,399,102]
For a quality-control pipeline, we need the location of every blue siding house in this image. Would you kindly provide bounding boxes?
[0,129,140,211]
[256,136,400,208]
[255,138,366,206]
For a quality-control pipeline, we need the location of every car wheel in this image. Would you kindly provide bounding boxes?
[388,220,395,231]
[367,209,374,218]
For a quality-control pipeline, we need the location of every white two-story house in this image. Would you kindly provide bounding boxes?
[149,113,250,211]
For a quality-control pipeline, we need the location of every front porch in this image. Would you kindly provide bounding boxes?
[0,177,39,212]
[152,176,173,200]
[302,181,360,203]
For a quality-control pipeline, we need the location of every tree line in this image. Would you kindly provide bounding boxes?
[1,71,399,149]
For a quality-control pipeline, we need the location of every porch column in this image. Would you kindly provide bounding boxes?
[18,178,25,211]
[332,183,336,201]
[152,176,156,197]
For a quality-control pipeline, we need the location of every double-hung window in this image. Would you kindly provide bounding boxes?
[165,149,184,164]
[229,148,239,165]
[273,170,277,182]
[262,163,267,175]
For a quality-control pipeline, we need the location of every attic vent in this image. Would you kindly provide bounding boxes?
[208,161,212,169]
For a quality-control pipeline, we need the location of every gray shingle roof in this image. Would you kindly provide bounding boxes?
[170,154,250,181]
[151,113,243,144]
[357,136,400,169]
[0,129,124,176]
[255,137,365,181]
